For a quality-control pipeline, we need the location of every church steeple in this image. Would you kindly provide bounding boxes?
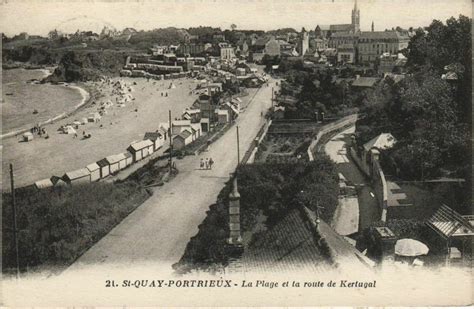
[351,0,360,33]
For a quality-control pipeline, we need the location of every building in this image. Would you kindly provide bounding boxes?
[173,130,193,150]
[311,38,329,51]
[251,36,281,62]
[357,31,410,64]
[329,32,359,49]
[86,162,101,182]
[176,43,205,56]
[63,168,91,185]
[127,140,154,162]
[105,154,125,174]
[96,158,110,179]
[220,47,236,60]
[351,76,381,89]
[34,178,53,190]
[273,106,286,119]
[144,132,165,151]
[215,109,230,124]
[171,120,192,135]
[329,0,360,34]
[297,28,309,57]
[378,53,408,74]
[337,44,356,64]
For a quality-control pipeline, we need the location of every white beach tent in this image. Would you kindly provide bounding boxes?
[23,132,34,142]
[63,126,77,135]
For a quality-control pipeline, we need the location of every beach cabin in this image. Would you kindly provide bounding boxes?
[23,132,34,142]
[50,175,65,187]
[127,140,154,162]
[171,120,192,135]
[63,168,91,185]
[144,132,164,151]
[216,109,230,124]
[63,125,77,135]
[96,158,110,179]
[116,153,128,170]
[105,154,124,174]
[190,123,202,140]
[88,112,102,123]
[34,178,53,190]
[86,162,101,182]
[173,130,193,150]
[123,152,133,167]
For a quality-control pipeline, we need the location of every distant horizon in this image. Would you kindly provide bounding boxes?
[1,0,471,37]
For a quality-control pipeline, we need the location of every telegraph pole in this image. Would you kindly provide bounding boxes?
[168,110,173,174]
[236,126,240,166]
[271,87,274,108]
[10,164,20,279]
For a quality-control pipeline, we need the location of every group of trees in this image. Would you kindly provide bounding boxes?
[175,157,340,273]
[356,15,471,182]
[274,59,363,118]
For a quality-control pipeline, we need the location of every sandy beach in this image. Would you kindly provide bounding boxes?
[1,67,88,137]
[2,76,257,189]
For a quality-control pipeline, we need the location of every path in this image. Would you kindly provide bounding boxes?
[324,126,380,233]
[66,78,278,275]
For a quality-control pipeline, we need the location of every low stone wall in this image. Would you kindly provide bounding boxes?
[307,114,359,162]
[242,119,272,164]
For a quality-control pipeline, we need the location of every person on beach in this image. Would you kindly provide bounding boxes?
[200,158,204,170]
[205,158,209,170]
[209,158,214,170]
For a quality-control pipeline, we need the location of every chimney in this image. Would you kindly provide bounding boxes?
[227,176,243,246]
[372,21,375,32]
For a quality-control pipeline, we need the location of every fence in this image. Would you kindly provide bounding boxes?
[307,114,359,162]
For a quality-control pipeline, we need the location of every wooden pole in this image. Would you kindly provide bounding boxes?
[236,126,240,166]
[168,110,173,174]
[271,87,274,108]
[10,164,20,279]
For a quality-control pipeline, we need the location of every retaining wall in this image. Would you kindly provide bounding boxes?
[307,114,359,162]
[241,119,272,164]
[349,147,389,222]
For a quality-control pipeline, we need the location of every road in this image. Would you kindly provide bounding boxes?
[324,126,380,234]
[66,79,277,275]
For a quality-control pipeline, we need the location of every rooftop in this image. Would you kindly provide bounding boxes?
[363,132,397,152]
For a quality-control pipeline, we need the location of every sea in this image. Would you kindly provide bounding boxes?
[1,68,86,134]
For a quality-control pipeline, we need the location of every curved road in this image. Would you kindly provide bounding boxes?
[324,126,380,234]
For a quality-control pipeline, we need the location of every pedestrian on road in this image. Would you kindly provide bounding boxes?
[200,158,204,169]
[209,158,214,170]
[205,158,209,170]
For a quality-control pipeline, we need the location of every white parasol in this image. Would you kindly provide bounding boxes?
[395,238,429,257]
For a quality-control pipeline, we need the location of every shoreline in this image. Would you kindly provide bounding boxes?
[1,77,92,140]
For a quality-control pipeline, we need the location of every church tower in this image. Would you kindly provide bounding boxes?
[351,0,360,33]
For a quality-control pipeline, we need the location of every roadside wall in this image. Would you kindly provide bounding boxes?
[372,159,389,222]
[349,147,389,222]
[307,114,359,161]
[242,119,272,164]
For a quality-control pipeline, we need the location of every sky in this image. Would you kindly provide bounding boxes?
[0,0,471,36]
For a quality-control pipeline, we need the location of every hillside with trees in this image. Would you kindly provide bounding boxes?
[355,15,471,182]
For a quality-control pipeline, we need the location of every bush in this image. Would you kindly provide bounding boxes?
[2,181,150,272]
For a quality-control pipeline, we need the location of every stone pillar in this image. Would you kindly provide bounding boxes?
[227,177,243,247]
[372,227,397,265]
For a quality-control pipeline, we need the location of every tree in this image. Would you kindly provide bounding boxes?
[230,24,237,31]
